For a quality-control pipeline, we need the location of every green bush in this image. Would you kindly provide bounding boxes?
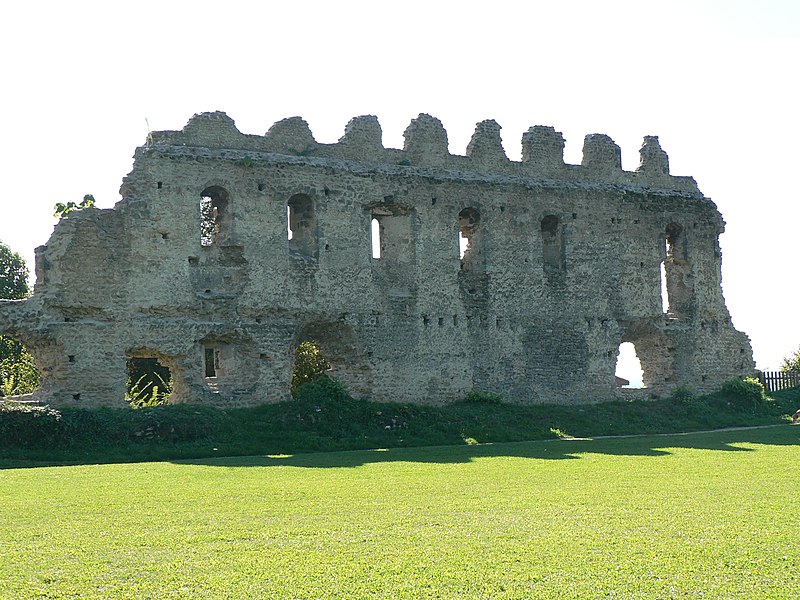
[461,390,504,405]
[293,375,350,404]
[0,402,225,451]
[720,377,768,409]
[126,405,223,443]
[0,401,62,447]
[670,385,695,405]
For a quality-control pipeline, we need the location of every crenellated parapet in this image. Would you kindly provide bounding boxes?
[147,111,700,194]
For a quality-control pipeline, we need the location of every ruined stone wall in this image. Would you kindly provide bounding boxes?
[0,112,754,407]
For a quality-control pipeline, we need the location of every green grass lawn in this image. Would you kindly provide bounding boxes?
[1,425,799,599]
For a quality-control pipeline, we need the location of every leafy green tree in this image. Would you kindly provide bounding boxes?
[0,240,29,299]
[0,239,39,396]
[54,194,95,219]
[781,347,800,373]
[0,341,39,396]
[291,340,331,397]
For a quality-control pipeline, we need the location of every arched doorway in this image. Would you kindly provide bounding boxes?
[0,335,40,397]
[291,321,372,398]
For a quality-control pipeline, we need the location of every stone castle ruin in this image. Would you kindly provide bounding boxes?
[0,112,754,406]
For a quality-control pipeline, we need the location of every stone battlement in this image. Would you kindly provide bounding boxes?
[146,112,699,194]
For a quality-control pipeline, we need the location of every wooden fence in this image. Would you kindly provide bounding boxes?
[758,371,800,392]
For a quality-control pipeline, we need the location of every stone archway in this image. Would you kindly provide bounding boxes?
[292,320,372,398]
[620,320,677,395]
[0,334,40,398]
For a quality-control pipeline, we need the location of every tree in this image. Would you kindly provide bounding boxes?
[0,239,29,299]
[0,340,39,396]
[0,239,39,396]
[781,346,800,373]
[291,340,331,397]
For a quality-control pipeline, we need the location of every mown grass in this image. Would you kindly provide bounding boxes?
[1,380,798,467]
[1,426,798,598]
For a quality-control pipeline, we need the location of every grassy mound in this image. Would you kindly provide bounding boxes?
[1,378,798,466]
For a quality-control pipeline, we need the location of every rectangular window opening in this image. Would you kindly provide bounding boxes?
[371,217,381,259]
[204,348,217,378]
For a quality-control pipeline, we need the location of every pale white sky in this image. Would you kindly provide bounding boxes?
[1,0,798,373]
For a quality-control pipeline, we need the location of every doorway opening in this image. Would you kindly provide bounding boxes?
[615,342,644,388]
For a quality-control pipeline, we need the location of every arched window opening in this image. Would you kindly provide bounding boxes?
[615,342,644,389]
[291,340,331,397]
[662,222,693,316]
[287,194,317,258]
[458,207,482,269]
[0,335,40,397]
[200,186,230,247]
[541,215,565,273]
[660,259,669,314]
[126,355,172,408]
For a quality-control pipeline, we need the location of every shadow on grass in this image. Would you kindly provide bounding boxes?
[172,424,800,470]
[3,385,798,470]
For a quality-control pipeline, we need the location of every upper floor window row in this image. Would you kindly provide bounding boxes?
[198,189,566,273]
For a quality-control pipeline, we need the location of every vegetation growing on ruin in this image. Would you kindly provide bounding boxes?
[53,194,95,219]
[1,426,798,598]
[125,357,173,408]
[1,378,797,467]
